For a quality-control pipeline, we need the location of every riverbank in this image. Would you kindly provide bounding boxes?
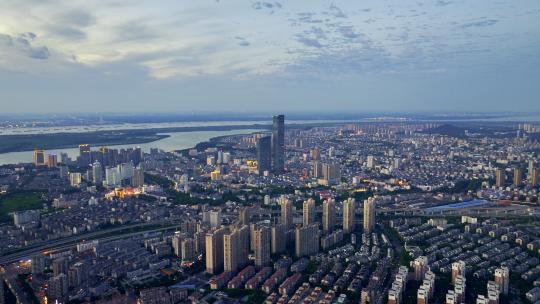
[0,124,270,153]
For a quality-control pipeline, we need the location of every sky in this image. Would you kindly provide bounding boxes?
[0,0,539,114]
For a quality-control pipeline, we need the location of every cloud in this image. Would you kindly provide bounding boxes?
[57,10,96,27]
[436,0,454,6]
[328,4,347,18]
[50,26,87,40]
[0,33,50,60]
[336,25,359,39]
[296,36,324,48]
[115,22,158,42]
[252,2,282,10]
[290,12,324,26]
[235,36,250,47]
[306,27,326,40]
[460,19,498,28]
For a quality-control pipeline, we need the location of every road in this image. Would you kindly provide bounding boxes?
[0,221,182,266]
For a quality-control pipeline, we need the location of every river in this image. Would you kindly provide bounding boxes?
[0,129,261,165]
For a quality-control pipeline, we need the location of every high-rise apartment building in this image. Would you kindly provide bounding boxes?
[92,161,103,185]
[239,207,250,225]
[209,209,222,228]
[494,266,509,295]
[530,167,538,186]
[363,197,376,234]
[514,167,522,186]
[132,166,144,187]
[414,256,429,281]
[271,223,286,254]
[366,155,375,168]
[312,161,323,179]
[451,261,466,285]
[224,226,249,273]
[254,225,271,267]
[295,224,319,257]
[181,238,196,261]
[271,115,285,174]
[31,255,47,276]
[257,136,272,175]
[48,154,58,168]
[322,199,336,234]
[205,227,226,274]
[105,166,121,188]
[280,196,293,229]
[69,172,82,187]
[495,168,505,187]
[322,162,341,185]
[303,198,316,226]
[343,198,356,234]
[34,149,46,167]
[528,160,535,176]
[79,144,91,167]
[172,233,183,257]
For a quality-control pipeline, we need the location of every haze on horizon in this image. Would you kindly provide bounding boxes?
[0,0,539,114]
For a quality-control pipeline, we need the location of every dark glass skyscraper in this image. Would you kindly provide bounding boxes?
[272,114,285,174]
[257,136,272,175]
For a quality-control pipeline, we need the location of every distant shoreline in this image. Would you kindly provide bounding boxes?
[0,124,271,154]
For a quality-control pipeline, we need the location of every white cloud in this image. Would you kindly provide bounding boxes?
[0,0,537,80]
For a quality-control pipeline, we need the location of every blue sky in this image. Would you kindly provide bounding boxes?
[0,0,539,113]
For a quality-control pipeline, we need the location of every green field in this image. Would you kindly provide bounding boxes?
[0,192,44,222]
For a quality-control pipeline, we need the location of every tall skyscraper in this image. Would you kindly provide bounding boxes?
[303,198,316,226]
[253,225,271,267]
[205,227,225,274]
[295,224,320,257]
[47,154,58,168]
[280,196,293,229]
[69,172,82,187]
[343,198,356,234]
[495,168,505,187]
[209,209,222,228]
[528,160,536,176]
[271,223,286,254]
[530,167,538,186]
[172,233,183,257]
[105,166,121,188]
[92,161,103,185]
[33,149,46,167]
[223,230,237,273]
[494,266,509,295]
[322,199,336,234]
[31,255,47,276]
[132,166,144,187]
[223,225,249,273]
[239,207,250,225]
[366,155,375,168]
[271,114,285,174]
[312,161,323,179]
[181,238,196,261]
[513,167,522,186]
[257,136,272,175]
[363,197,376,234]
[79,144,91,167]
[322,162,341,185]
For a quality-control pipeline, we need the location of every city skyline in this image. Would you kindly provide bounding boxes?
[1,1,540,303]
[1,1,539,113]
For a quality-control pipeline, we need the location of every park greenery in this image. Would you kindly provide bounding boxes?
[0,191,45,222]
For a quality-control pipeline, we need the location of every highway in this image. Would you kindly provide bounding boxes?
[0,221,182,266]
